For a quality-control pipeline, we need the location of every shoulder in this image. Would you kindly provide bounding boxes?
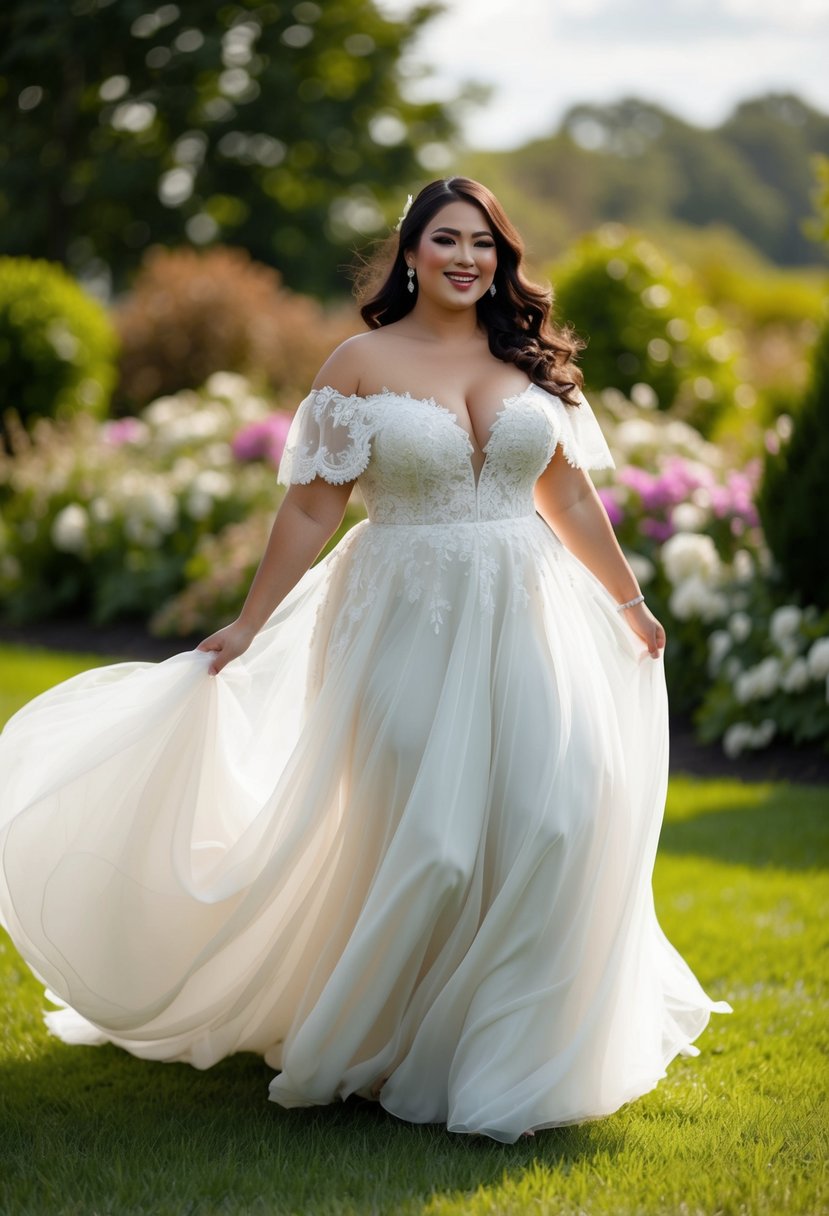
[311,330,401,397]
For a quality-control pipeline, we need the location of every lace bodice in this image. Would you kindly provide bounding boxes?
[277,384,614,524]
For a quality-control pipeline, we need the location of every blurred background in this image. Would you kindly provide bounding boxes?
[0,0,828,761]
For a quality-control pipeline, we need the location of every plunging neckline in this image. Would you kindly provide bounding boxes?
[371,383,538,489]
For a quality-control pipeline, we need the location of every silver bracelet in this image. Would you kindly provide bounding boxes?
[616,593,645,612]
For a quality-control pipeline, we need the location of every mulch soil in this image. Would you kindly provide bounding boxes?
[2,618,828,789]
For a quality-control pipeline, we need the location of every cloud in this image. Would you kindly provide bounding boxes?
[381,0,829,148]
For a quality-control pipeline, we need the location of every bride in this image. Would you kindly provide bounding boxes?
[0,177,730,1144]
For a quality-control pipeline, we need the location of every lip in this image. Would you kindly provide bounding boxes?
[444,273,478,290]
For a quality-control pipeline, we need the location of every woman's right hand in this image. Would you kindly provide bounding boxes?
[196,619,256,676]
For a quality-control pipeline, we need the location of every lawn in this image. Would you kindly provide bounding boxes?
[0,644,827,1215]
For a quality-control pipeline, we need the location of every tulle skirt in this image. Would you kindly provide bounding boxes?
[0,515,730,1142]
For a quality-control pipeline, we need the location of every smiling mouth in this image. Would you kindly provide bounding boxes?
[445,274,477,284]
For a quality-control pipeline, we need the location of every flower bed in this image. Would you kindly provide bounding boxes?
[1,378,826,755]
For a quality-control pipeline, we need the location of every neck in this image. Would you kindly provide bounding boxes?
[403,297,485,344]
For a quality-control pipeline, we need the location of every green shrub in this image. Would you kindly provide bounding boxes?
[551,227,741,434]
[114,246,354,414]
[0,257,117,429]
[758,316,829,607]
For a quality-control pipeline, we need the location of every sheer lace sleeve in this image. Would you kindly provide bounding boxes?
[277,386,372,487]
[543,388,615,471]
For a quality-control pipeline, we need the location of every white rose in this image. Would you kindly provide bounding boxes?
[51,504,89,554]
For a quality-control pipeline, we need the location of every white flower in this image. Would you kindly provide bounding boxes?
[627,552,655,586]
[723,722,753,758]
[51,504,89,554]
[781,657,810,694]
[734,657,781,703]
[193,469,233,499]
[770,605,802,651]
[613,418,660,452]
[728,611,752,643]
[671,502,708,533]
[204,371,251,401]
[806,637,829,681]
[707,629,732,676]
[669,575,728,622]
[394,193,413,231]
[731,549,754,583]
[723,718,776,758]
[661,532,721,586]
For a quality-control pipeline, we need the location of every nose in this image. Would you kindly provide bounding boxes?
[454,243,475,266]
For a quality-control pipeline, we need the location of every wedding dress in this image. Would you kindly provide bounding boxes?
[0,382,730,1143]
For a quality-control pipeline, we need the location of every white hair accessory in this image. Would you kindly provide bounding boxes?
[394,193,413,231]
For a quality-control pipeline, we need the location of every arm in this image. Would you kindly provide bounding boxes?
[196,476,354,674]
[198,343,366,675]
[534,448,666,657]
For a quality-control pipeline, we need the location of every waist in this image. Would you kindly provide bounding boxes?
[365,513,538,530]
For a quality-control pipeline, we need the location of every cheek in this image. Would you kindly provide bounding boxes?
[477,248,498,274]
[417,244,452,271]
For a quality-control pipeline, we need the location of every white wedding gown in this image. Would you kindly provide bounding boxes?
[0,382,730,1143]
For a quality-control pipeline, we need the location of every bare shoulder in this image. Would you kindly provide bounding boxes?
[311,330,403,396]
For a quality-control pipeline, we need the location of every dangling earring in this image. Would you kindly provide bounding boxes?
[489,282,496,297]
[407,266,416,294]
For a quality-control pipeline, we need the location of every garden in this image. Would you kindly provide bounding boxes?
[1,6,828,1209]
[2,217,828,763]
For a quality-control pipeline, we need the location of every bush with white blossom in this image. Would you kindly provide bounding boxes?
[0,374,292,624]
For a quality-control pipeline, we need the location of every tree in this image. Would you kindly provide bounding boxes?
[0,0,457,298]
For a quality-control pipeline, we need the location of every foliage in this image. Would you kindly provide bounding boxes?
[461,93,829,272]
[0,746,826,1215]
[0,0,456,298]
[593,390,829,751]
[551,229,741,433]
[0,257,117,430]
[114,246,353,411]
[758,318,829,609]
[150,503,362,638]
[0,374,283,625]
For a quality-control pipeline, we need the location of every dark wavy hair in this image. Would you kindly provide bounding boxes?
[357,177,585,406]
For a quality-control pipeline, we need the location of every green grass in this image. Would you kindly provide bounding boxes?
[1,645,828,1215]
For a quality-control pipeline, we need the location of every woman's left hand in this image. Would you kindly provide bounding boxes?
[622,601,666,658]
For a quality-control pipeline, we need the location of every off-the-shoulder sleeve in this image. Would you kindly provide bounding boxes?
[544,387,615,471]
[277,386,372,486]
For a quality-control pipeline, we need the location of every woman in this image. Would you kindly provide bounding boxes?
[0,178,730,1144]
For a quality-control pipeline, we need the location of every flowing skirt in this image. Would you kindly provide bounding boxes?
[0,515,730,1143]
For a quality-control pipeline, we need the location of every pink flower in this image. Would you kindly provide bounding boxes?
[103,417,146,447]
[231,412,293,468]
[642,518,674,542]
[598,487,624,527]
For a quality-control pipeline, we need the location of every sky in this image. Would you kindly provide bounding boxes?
[377,0,829,149]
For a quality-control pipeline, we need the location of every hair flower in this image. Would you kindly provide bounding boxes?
[394,193,413,231]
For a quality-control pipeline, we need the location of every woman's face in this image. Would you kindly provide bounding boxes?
[406,199,497,310]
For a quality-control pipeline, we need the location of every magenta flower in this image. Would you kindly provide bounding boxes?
[598,487,624,527]
[232,412,293,468]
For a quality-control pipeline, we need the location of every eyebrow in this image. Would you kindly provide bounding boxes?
[430,226,494,237]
